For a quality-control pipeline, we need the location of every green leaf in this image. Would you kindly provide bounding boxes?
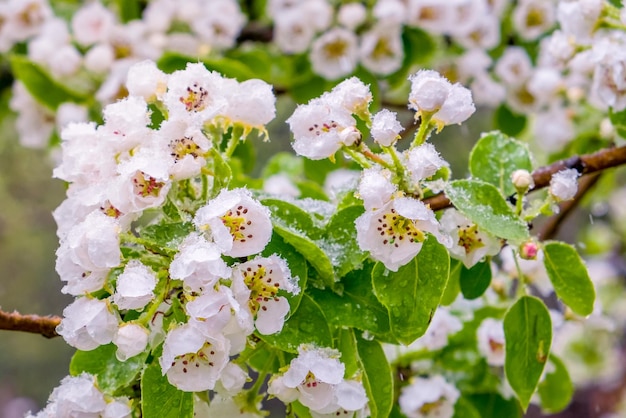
[504,296,552,411]
[371,236,450,344]
[445,179,529,242]
[460,261,492,300]
[354,331,394,418]
[10,55,86,110]
[139,222,194,251]
[308,263,394,341]
[453,397,481,418]
[538,354,574,413]
[69,343,147,393]
[157,52,257,80]
[542,241,595,316]
[115,0,140,22]
[467,393,522,418]
[494,105,527,137]
[263,198,321,237]
[259,294,332,353]
[440,259,462,306]
[609,106,626,139]
[262,152,304,178]
[141,361,193,418]
[322,205,367,278]
[469,131,533,196]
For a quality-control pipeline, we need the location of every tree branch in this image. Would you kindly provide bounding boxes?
[0,309,60,338]
[424,144,626,211]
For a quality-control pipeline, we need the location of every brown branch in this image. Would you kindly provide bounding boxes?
[424,144,626,211]
[538,172,602,240]
[0,308,61,338]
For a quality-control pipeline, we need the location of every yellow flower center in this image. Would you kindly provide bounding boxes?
[132,172,165,198]
[457,223,485,255]
[242,264,280,314]
[221,206,253,243]
[180,83,209,112]
[169,136,201,161]
[376,208,426,247]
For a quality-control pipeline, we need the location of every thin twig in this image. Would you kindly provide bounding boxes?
[424,144,626,211]
[0,309,61,338]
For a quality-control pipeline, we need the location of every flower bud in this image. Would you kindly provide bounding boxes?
[519,240,540,260]
[511,169,534,192]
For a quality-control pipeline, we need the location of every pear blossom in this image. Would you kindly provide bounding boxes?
[399,375,460,418]
[338,3,367,30]
[216,363,249,396]
[288,98,357,160]
[412,307,463,351]
[358,167,397,210]
[56,297,118,351]
[324,169,360,201]
[194,188,273,257]
[557,0,603,43]
[440,208,501,268]
[477,318,506,366]
[327,77,372,117]
[185,285,252,338]
[310,27,359,80]
[231,255,300,335]
[27,374,108,418]
[169,233,232,292]
[268,345,346,412]
[112,260,157,310]
[9,82,55,149]
[71,1,116,46]
[495,47,533,87]
[159,320,230,392]
[190,0,246,50]
[272,8,317,54]
[222,78,277,130]
[512,0,556,41]
[405,143,447,183]
[57,211,121,273]
[355,197,452,271]
[84,43,116,73]
[371,109,403,147]
[163,62,228,123]
[113,323,149,361]
[126,60,168,101]
[360,21,404,76]
[549,168,579,201]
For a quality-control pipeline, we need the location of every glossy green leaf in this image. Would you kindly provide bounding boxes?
[141,361,193,418]
[371,236,450,344]
[543,241,595,316]
[446,179,529,242]
[504,296,552,411]
[469,131,533,196]
[460,261,492,300]
[354,331,394,418]
[494,105,527,137]
[262,152,304,178]
[308,263,394,341]
[115,0,140,22]
[538,354,574,413]
[263,198,321,237]
[322,205,367,278]
[10,55,86,110]
[259,294,332,353]
[69,343,147,393]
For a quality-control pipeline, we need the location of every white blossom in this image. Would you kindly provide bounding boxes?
[194,188,273,257]
[113,261,157,310]
[477,317,506,366]
[264,174,301,198]
[512,0,556,41]
[288,98,356,160]
[169,233,232,292]
[405,143,447,183]
[159,320,230,392]
[57,297,118,351]
[549,168,579,201]
[358,167,397,211]
[412,308,463,351]
[440,209,501,268]
[126,60,168,101]
[338,3,367,30]
[371,109,403,147]
[310,28,359,80]
[71,1,116,46]
[231,255,300,335]
[360,21,404,76]
[399,375,460,418]
[113,323,149,361]
[355,197,452,271]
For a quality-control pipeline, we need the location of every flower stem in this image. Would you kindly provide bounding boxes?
[411,112,434,148]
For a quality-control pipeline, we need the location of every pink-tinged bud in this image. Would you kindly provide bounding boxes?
[519,240,540,260]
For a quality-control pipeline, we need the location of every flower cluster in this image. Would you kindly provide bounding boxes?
[45,60,304,413]
[268,345,368,417]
